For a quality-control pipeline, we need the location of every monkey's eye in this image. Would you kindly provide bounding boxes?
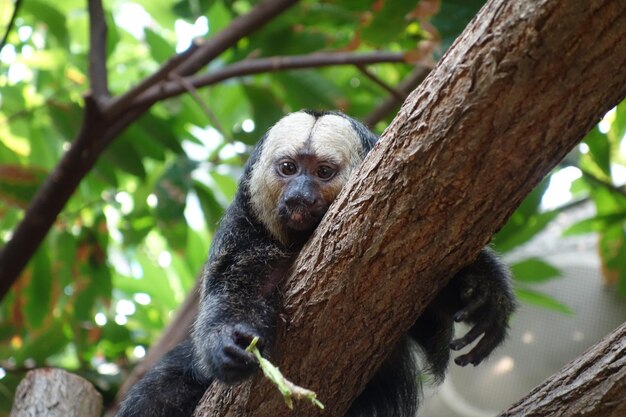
[317,165,335,180]
[279,161,297,176]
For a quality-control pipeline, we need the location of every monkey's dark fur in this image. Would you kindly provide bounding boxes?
[117,110,516,417]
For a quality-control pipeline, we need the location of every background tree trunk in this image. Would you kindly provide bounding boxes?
[10,369,102,417]
[194,0,626,416]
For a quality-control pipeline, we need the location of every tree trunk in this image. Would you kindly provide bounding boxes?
[11,369,102,417]
[193,0,626,417]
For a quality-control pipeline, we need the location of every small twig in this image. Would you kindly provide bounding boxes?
[133,51,408,108]
[0,0,22,53]
[356,64,406,101]
[87,0,110,104]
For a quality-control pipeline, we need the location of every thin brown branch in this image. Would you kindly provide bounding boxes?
[0,0,22,53]
[356,64,406,101]
[132,51,408,108]
[363,66,430,128]
[104,0,299,120]
[87,0,110,103]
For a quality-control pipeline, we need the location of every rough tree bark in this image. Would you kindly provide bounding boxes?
[192,1,626,417]
[10,369,102,417]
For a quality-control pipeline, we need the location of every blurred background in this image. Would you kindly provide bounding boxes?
[1,0,625,415]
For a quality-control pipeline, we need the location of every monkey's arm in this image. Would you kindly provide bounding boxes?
[409,248,516,378]
[191,203,294,383]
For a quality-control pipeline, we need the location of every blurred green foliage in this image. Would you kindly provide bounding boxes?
[0,0,625,414]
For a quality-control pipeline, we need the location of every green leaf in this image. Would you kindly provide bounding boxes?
[22,0,69,46]
[193,180,225,231]
[48,101,83,141]
[13,321,70,364]
[103,138,147,179]
[563,212,626,236]
[583,127,611,178]
[144,28,176,63]
[173,0,216,21]
[240,85,285,145]
[137,113,184,154]
[515,287,572,315]
[431,0,487,55]
[25,248,52,328]
[598,227,626,298]
[494,209,559,253]
[275,71,343,110]
[510,258,561,283]
[610,101,626,143]
[360,0,416,45]
[105,9,120,58]
[154,157,197,249]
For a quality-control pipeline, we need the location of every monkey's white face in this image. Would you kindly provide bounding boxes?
[248,111,366,244]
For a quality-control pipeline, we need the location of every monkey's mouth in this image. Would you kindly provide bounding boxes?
[279,206,323,232]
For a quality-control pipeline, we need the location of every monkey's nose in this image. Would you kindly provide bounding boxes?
[285,193,318,208]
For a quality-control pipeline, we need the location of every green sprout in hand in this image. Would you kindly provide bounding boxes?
[246,337,325,410]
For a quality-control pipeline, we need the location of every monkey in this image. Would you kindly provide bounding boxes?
[116,110,516,417]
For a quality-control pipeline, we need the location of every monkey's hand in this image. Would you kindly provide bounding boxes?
[206,323,270,383]
[447,253,516,367]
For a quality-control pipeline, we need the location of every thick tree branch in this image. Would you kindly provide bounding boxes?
[87,0,110,103]
[131,51,408,108]
[194,1,626,416]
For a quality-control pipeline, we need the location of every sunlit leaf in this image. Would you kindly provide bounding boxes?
[583,127,611,178]
[511,258,561,283]
[564,212,626,236]
[145,28,176,63]
[22,0,69,46]
[515,287,573,315]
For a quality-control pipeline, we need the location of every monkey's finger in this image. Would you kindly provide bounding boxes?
[455,326,506,366]
[232,324,263,348]
[223,344,258,366]
[449,322,488,351]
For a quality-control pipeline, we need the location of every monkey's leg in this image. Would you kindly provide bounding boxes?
[117,340,211,417]
[344,337,420,417]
